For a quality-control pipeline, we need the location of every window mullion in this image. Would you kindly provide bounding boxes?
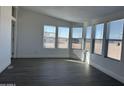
[120,21,124,61]
[69,27,72,49]
[102,22,107,57]
[55,26,58,48]
[91,24,95,53]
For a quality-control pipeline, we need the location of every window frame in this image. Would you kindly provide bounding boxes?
[43,25,56,49]
[85,26,92,51]
[57,26,70,49]
[106,19,124,62]
[71,27,83,50]
[93,23,104,56]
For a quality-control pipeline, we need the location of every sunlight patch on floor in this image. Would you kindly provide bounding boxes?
[65,59,85,64]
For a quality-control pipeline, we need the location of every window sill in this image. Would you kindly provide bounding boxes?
[71,48,82,50]
[93,53,102,56]
[105,56,121,62]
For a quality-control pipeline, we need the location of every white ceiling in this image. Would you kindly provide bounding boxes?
[22,6,124,23]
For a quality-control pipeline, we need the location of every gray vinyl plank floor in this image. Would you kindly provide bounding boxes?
[0,58,123,86]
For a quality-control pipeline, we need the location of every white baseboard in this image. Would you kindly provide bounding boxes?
[13,57,70,59]
[90,62,124,84]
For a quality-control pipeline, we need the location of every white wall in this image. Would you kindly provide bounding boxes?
[16,8,72,58]
[0,6,12,73]
[90,54,124,83]
[70,50,83,60]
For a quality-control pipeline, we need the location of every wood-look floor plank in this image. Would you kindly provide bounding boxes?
[0,58,123,86]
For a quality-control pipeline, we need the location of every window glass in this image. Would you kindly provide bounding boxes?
[94,23,104,54]
[72,28,82,38]
[43,25,56,48]
[85,40,91,50]
[58,27,69,48]
[95,24,104,39]
[72,27,83,49]
[85,26,92,50]
[107,41,122,60]
[109,19,123,40]
[107,19,124,60]
[86,26,92,39]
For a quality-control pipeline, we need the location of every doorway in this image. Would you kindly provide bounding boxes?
[11,20,16,57]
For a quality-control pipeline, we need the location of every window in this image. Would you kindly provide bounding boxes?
[72,27,83,49]
[11,20,16,57]
[94,23,104,55]
[58,27,69,48]
[85,26,92,50]
[43,25,56,48]
[107,19,124,60]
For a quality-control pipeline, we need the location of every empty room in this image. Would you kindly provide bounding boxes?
[0,6,124,86]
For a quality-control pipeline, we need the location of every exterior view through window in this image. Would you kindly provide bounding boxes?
[43,25,56,48]
[72,27,83,49]
[107,19,124,61]
[85,26,92,50]
[58,27,69,48]
[94,23,104,55]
